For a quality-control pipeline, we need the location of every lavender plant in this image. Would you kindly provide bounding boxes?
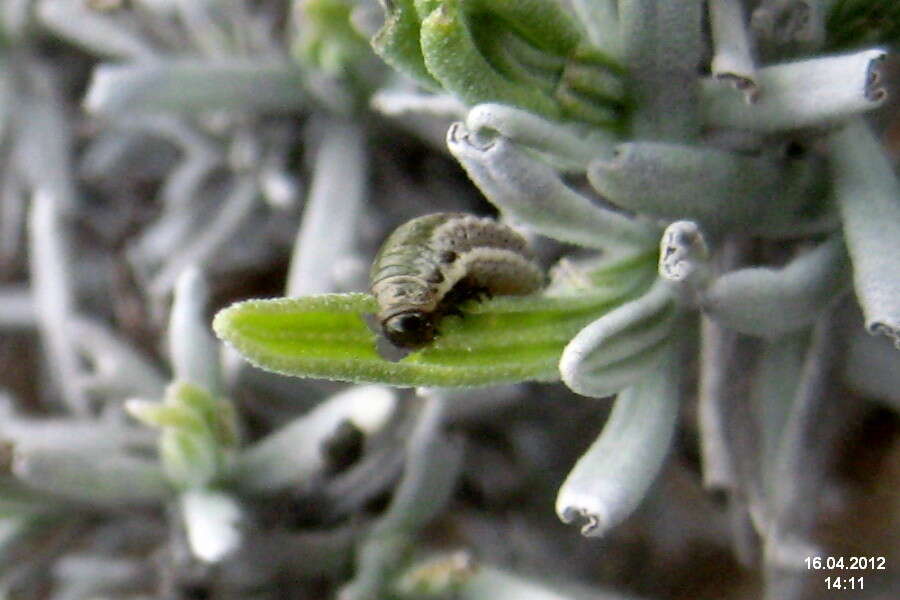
[1,1,899,600]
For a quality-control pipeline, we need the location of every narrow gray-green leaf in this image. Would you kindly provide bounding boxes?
[170,268,221,394]
[701,236,849,337]
[342,391,463,600]
[287,118,367,296]
[235,385,396,492]
[709,0,758,100]
[588,142,783,233]
[560,279,677,397]
[12,447,169,505]
[179,489,243,563]
[39,0,155,60]
[701,48,886,131]
[448,125,659,250]
[85,60,306,115]
[620,0,704,140]
[464,103,614,172]
[828,117,900,347]
[570,0,621,59]
[556,349,680,537]
[29,190,88,415]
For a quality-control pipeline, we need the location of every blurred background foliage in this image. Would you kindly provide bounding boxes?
[0,1,899,600]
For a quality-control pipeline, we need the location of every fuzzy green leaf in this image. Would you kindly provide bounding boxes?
[214,271,652,388]
[420,1,562,120]
[371,0,441,89]
[295,0,370,76]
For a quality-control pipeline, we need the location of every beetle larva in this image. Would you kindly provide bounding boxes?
[370,213,544,349]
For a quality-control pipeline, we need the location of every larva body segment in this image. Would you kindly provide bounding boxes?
[370,213,544,349]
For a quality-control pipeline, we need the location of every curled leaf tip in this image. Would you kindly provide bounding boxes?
[557,499,613,537]
[864,51,887,102]
[659,220,710,284]
[869,321,900,349]
[556,354,680,538]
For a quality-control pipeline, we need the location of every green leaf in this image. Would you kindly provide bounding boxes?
[371,0,441,89]
[213,269,653,388]
[126,381,237,490]
[374,0,628,130]
[420,1,562,120]
[126,399,205,431]
[296,0,355,71]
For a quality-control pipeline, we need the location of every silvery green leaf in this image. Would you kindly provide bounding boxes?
[0,518,29,552]
[587,142,783,233]
[287,119,367,297]
[463,103,614,172]
[753,332,807,500]
[701,48,886,131]
[701,236,849,337]
[179,489,243,563]
[84,60,306,115]
[39,0,155,60]
[0,410,153,455]
[52,554,144,593]
[28,190,88,415]
[557,349,680,537]
[70,316,167,401]
[15,65,79,212]
[762,310,841,572]
[560,279,677,398]
[447,125,659,251]
[658,221,711,303]
[0,156,25,262]
[0,55,12,142]
[148,174,257,297]
[235,385,396,492]
[341,391,464,600]
[169,268,221,394]
[370,89,466,118]
[377,390,463,530]
[696,317,742,494]
[709,0,758,101]
[12,447,169,505]
[620,0,704,139]
[570,0,621,58]
[113,114,222,211]
[828,117,900,347]
[0,0,29,40]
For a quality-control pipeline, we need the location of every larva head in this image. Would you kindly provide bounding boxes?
[381,310,436,348]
